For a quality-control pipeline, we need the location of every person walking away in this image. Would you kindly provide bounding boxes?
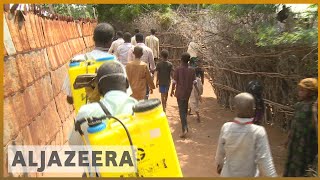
[156,49,173,112]
[170,52,200,138]
[131,28,139,46]
[188,75,203,122]
[215,92,277,177]
[62,23,132,105]
[68,60,137,177]
[126,46,155,101]
[114,32,132,66]
[283,78,318,177]
[195,66,204,85]
[108,31,124,54]
[187,41,201,68]
[247,80,265,125]
[187,40,204,85]
[145,29,160,64]
[128,33,156,72]
[128,33,156,99]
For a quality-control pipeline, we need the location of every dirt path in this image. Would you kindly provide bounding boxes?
[149,75,287,177]
[51,75,287,178]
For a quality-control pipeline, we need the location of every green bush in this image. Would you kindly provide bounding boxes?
[158,10,175,30]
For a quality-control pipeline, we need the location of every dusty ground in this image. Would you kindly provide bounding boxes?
[149,76,287,177]
[49,75,287,177]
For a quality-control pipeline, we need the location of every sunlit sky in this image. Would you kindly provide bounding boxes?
[285,4,314,12]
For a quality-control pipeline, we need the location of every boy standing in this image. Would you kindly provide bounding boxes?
[156,49,173,112]
[215,92,277,177]
[126,46,155,101]
[170,52,200,138]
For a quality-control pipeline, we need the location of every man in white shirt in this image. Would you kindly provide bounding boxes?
[128,33,155,72]
[131,28,139,46]
[145,29,160,63]
[215,92,277,177]
[114,32,132,66]
[108,31,124,54]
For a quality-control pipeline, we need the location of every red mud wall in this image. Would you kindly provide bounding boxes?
[3,11,97,176]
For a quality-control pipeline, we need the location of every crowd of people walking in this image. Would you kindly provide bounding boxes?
[66,22,318,178]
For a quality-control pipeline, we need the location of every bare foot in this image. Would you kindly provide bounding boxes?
[196,112,200,122]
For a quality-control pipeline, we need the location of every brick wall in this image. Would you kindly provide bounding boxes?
[3,11,97,177]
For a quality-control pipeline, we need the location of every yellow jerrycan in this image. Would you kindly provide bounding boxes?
[68,55,115,113]
[87,99,183,177]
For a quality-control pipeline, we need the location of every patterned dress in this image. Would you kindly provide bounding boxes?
[283,101,318,177]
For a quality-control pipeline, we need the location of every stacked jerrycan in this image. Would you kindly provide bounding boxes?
[68,54,115,113]
[87,99,183,177]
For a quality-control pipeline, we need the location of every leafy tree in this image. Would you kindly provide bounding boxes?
[96,4,170,23]
[42,4,96,19]
[209,4,318,47]
[210,4,279,17]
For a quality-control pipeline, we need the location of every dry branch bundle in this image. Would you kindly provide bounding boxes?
[132,10,317,131]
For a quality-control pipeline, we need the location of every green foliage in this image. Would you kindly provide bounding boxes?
[170,4,209,11]
[209,4,318,47]
[256,26,318,47]
[42,4,95,19]
[305,4,318,20]
[157,9,175,30]
[210,4,278,18]
[96,4,170,23]
[233,28,255,45]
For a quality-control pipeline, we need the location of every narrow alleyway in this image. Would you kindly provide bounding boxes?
[149,75,287,177]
